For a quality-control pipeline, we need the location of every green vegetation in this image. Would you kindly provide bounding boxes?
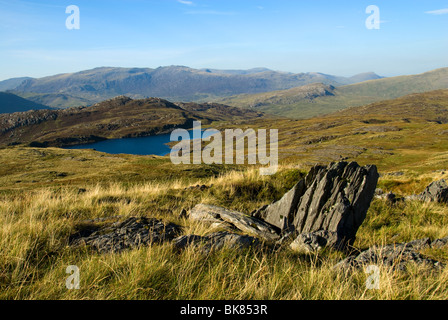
[1,89,448,299]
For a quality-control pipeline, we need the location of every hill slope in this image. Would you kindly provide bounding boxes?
[219,67,448,119]
[0,96,263,147]
[0,92,49,114]
[4,66,382,108]
[0,77,33,91]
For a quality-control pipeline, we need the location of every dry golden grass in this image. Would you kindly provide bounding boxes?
[0,161,447,300]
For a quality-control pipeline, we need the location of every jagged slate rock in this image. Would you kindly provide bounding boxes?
[431,236,448,248]
[173,232,259,252]
[173,235,205,250]
[205,232,260,251]
[189,204,280,241]
[70,217,182,253]
[253,181,305,230]
[292,162,379,248]
[290,230,339,253]
[418,179,448,203]
[334,240,442,272]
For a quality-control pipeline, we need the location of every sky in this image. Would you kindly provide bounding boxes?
[0,0,447,80]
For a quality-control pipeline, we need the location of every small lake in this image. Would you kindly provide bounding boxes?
[65,129,219,156]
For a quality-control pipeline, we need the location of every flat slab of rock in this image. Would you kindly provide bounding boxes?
[70,217,182,253]
[189,204,280,242]
[173,231,260,252]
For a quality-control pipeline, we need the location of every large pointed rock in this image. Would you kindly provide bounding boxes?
[252,180,305,230]
[255,162,379,250]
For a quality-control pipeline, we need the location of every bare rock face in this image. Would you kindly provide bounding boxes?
[252,181,305,231]
[255,162,379,251]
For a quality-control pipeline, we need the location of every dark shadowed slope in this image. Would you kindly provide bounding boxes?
[0,92,49,114]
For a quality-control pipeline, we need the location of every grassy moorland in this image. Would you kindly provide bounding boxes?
[0,90,448,300]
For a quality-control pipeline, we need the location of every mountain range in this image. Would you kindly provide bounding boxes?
[219,67,448,118]
[1,66,447,119]
[0,66,383,110]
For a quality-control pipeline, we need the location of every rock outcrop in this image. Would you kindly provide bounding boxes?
[69,217,182,253]
[188,162,379,252]
[335,237,448,271]
[417,179,448,203]
[189,204,280,241]
[173,231,260,253]
[255,162,379,251]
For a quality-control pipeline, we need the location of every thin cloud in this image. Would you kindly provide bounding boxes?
[184,10,237,16]
[177,0,194,5]
[425,8,448,15]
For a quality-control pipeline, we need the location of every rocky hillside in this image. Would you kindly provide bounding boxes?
[0,96,263,147]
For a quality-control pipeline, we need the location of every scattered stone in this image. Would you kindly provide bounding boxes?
[335,238,444,272]
[375,191,400,204]
[189,204,280,242]
[417,179,448,203]
[290,230,338,253]
[173,231,260,253]
[185,184,212,191]
[387,171,405,177]
[69,217,182,253]
[431,236,448,248]
[374,188,384,196]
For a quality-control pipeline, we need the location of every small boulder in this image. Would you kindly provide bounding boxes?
[173,231,259,252]
[290,230,339,253]
[417,179,448,203]
[70,217,182,253]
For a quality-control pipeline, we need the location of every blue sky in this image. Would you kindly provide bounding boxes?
[0,0,447,80]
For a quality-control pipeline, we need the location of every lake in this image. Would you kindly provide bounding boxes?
[65,129,219,156]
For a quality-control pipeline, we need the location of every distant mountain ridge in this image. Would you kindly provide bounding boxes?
[219,67,448,119]
[0,66,383,109]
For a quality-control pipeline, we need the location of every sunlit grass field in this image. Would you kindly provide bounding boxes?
[1,90,448,300]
